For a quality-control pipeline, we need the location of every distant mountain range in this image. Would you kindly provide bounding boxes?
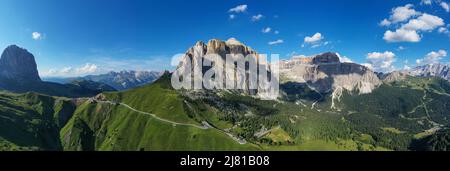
[0,45,115,97]
[408,63,450,81]
[44,70,162,90]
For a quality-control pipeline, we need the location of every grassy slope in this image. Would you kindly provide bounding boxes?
[1,75,449,151]
[61,74,258,151]
[104,74,197,125]
[0,91,75,150]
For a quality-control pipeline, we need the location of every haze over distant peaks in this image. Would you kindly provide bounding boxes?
[408,63,450,81]
[79,70,163,90]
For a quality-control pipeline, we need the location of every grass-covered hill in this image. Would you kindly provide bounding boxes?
[1,74,450,151]
[60,74,258,151]
[0,91,76,150]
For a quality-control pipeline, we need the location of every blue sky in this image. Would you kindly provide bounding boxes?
[0,0,449,77]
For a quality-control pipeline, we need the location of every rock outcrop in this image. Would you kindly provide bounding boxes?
[312,52,341,65]
[175,38,271,97]
[0,45,41,82]
[280,52,382,94]
[382,71,408,83]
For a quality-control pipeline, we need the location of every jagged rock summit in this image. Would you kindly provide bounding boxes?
[0,45,41,82]
[76,70,162,90]
[408,63,450,81]
[382,71,408,83]
[280,52,382,94]
[175,38,274,98]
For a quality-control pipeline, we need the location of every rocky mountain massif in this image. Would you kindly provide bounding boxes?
[0,45,41,82]
[408,63,450,81]
[175,38,270,97]
[280,52,382,94]
[0,45,115,97]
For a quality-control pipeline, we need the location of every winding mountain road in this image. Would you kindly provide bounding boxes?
[95,100,209,129]
[92,99,247,144]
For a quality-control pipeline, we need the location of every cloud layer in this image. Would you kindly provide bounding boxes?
[380,4,446,43]
[268,39,284,45]
[229,5,247,13]
[365,51,396,73]
[44,63,99,77]
[416,50,448,65]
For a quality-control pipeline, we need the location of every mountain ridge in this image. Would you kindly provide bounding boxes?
[408,63,450,81]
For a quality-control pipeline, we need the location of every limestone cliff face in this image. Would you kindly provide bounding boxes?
[176,38,274,98]
[382,71,408,83]
[280,52,381,94]
[0,45,41,82]
[176,40,381,100]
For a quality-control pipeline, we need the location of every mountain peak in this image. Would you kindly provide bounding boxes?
[0,45,41,82]
[226,38,243,46]
[195,41,205,47]
[312,52,340,65]
[280,51,381,94]
[408,63,450,80]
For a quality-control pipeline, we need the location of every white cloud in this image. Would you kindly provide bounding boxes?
[441,2,450,12]
[421,0,432,5]
[380,19,392,26]
[362,63,374,70]
[268,39,284,45]
[401,13,444,31]
[336,53,353,63]
[170,53,185,67]
[366,51,396,73]
[381,4,420,25]
[304,32,323,43]
[311,44,321,48]
[262,27,271,33]
[383,29,421,42]
[403,65,411,70]
[61,67,72,74]
[252,14,264,21]
[32,32,43,40]
[229,4,247,13]
[42,63,99,77]
[229,14,236,19]
[302,33,330,48]
[380,3,447,42]
[274,30,280,34]
[398,46,406,51]
[416,50,447,65]
[91,56,171,72]
[76,63,98,74]
[438,27,448,33]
